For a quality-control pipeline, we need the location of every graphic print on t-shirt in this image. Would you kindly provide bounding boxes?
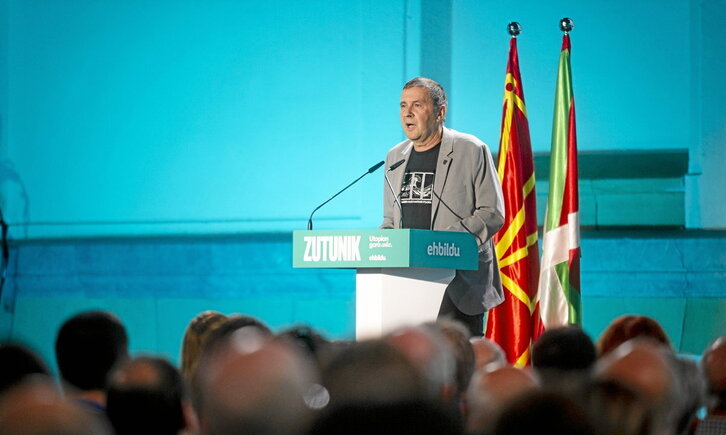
[400,171,435,204]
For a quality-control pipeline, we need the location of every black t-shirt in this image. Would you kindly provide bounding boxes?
[400,144,440,229]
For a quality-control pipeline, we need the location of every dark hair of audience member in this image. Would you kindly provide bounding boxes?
[531,325,596,398]
[492,391,595,435]
[597,315,670,356]
[532,325,597,371]
[180,310,228,384]
[585,378,653,435]
[0,342,50,395]
[106,356,188,435]
[277,325,330,367]
[55,310,129,391]
[308,400,463,435]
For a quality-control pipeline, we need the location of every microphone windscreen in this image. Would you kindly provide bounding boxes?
[368,160,385,173]
[388,159,406,171]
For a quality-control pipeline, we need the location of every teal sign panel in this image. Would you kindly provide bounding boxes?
[292,229,477,270]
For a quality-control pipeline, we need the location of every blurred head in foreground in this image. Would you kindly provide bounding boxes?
[0,376,112,435]
[194,327,318,435]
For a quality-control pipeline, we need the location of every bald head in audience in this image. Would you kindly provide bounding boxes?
[321,339,425,407]
[385,325,457,404]
[469,337,506,371]
[195,327,318,435]
[0,376,111,435]
[426,320,475,397]
[466,366,539,434]
[595,339,679,434]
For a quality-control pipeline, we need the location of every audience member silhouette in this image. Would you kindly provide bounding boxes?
[278,325,331,370]
[106,356,194,435]
[385,325,462,428]
[584,378,653,435]
[194,326,318,435]
[320,339,425,408]
[695,336,726,435]
[670,355,706,435]
[201,314,273,357]
[54,310,129,410]
[531,325,597,396]
[385,325,457,404]
[426,320,476,398]
[3,308,721,435]
[0,342,49,395]
[465,365,539,434]
[180,310,227,385]
[469,336,506,371]
[492,391,595,435]
[309,400,464,435]
[597,314,670,356]
[595,339,680,435]
[0,375,112,434]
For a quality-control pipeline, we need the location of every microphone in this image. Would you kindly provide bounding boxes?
[368,161,385,173]
[431,188,484,246]
[388,159,405,171]
[307,160,384,230]
[384,159,406,229]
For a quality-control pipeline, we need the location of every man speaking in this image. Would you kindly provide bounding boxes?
[381,77,505,337]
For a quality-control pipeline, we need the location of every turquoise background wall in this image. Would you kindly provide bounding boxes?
[0,0,724,370]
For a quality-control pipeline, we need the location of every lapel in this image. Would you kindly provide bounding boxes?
[392,142,413,190]
[431,127,454,228]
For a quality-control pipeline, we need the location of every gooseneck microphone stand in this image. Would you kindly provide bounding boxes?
[307,161,384,230]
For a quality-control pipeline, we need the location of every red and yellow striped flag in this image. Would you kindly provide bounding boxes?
[485,35,540,367]
[535,31,581,338]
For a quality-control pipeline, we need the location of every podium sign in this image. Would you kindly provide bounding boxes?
[293,229,478,339]
[292,229,477,270]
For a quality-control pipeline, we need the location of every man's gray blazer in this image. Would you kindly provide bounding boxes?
[381,127,506,315]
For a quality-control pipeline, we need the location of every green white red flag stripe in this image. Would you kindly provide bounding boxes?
[535,33,581,336]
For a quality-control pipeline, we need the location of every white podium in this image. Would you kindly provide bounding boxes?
[292,229,477,339]
[355,267,456,339]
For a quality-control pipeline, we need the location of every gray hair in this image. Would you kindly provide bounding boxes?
[403,77,447,117]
